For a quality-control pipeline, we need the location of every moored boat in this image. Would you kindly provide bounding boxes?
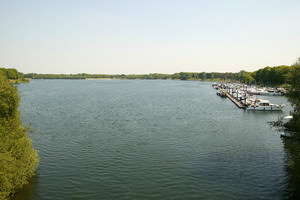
[246,99,285,111]
[217,89,227,98]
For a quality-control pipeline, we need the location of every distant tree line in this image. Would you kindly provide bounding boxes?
[21,65,292,86]
[0,70,39,199]
[23,72,244,81]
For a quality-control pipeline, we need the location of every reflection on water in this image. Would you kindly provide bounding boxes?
[282,138,300,199]
[12,175,39,200]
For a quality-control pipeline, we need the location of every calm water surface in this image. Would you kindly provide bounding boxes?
[15,80,292,200]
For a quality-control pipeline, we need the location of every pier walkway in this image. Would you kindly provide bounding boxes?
[225,92,246,109]
[216,86,246,109]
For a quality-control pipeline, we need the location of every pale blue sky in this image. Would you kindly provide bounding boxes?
[1,0,300,74]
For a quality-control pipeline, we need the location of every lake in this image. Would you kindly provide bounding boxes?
[15,80,292,200]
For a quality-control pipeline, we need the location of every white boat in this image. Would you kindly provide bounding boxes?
[266,89,281,96]
[246,99,285,111]
[217,89,227,98]
[258,89,269,95]
[283,115,293,119]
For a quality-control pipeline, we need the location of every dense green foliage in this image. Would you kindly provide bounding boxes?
[0,72,39,199]
[252,65,291,85]
[0,68,20,80]
[278,58,300,199]
[285,58,300,133]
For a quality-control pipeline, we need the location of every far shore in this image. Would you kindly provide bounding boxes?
[85,78,115,80]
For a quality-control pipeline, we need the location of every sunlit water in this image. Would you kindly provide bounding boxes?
[15,80,293,200]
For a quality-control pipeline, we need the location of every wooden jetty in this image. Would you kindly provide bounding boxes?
[225,91,246,109]
[216,86,246,109]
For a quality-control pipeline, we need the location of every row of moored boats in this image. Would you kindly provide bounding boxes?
[213,83,286,111]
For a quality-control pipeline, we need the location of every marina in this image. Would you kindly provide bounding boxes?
[213,83,286,111]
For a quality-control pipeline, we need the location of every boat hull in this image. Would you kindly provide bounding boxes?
[246,106,283,111]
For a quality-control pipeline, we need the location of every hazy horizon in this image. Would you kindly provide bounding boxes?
[1,0,300,74]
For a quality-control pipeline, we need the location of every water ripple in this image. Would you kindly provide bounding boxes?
[16,80,292,200]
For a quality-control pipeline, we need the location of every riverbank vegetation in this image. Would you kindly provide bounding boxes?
[267,59,300,199]
[0,68,29,84]
[0,68,19,79]
[284,58,300,133]
[268,59,300,135]
[0,71,39,199]
[22,71,247,82]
